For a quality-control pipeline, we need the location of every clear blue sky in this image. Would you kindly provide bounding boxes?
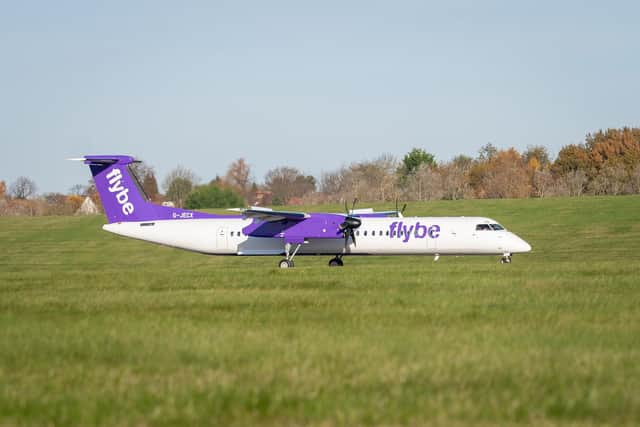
[1,0,639,193]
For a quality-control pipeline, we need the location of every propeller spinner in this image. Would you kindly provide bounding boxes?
[339,199,362,246]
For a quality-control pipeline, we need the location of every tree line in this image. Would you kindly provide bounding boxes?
[1,127,639,215]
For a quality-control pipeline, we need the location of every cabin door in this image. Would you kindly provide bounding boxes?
[216,227,229,251]
[434,227,458,254]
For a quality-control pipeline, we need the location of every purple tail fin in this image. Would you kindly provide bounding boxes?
[83,155,221,223]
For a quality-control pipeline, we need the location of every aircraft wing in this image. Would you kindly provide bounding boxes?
[353,210,402,218]
[242,208,310,222]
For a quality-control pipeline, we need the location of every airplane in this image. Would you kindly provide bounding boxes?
[73,155,532,268]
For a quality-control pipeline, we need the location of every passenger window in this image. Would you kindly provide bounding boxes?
[364,231,367,236]
[476,224,491,231]
[356,231,360,236]
[372,230,376,236]
[230,231,235,236]
[386,230,390,236]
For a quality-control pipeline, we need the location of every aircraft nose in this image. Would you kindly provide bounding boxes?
[512,236,532,253]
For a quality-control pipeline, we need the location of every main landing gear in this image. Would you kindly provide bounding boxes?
[278,242,302,269]
[328,256,344,267]
[500,253,513,264]
[278,242,348,268]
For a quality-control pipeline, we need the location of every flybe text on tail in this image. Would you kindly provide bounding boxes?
[106,168,134,216]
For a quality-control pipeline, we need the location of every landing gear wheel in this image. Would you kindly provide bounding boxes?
[500,256,512,264]
[328,257,344,267]
[279,259,293,269]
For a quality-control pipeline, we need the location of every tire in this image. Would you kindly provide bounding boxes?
[328,258,343,267]
[279,259,292,269]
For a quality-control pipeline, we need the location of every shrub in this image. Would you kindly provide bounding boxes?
[184,185,244,209]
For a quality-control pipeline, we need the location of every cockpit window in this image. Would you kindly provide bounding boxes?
[490,224,505,231]
[476,224,492,231]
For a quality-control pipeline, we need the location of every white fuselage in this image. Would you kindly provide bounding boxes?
[103,216,532,257]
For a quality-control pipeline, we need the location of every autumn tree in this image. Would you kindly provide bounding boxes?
[552,144,591,177]
[265,167,316,205]
[42,193,82,215]
[142,172,160,201]
[523,145,551,169]
[585,127,640,170]
[477,148,530,199]
[9,177,37,199]
[0,181,6,199]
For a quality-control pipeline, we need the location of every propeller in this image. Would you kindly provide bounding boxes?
[339,198,361,246]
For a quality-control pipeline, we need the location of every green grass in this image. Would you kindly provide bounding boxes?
[1,196,639,426]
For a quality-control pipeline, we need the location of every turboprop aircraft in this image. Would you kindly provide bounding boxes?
[73,155,531,268]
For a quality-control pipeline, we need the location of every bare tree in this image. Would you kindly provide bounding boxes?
[629,165,640,194]
[0,181,6,199]
[163,166,198,208]
[265,167,315,205]
[589,163,628,195]
[348,155,398,202]
[319,155,399,203]
[225,158,252,199]
[162,166,198,192]
[405,164,443,201]
[440,156,473,200]
[9,177,37,199]
[532,169,555,198]
[563,170,588,196]
[319,169,345,203]
[69,184,86,196]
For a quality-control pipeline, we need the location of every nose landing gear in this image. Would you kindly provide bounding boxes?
[500,253,512,264]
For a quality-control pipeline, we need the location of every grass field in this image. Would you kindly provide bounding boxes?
[1,196,639,426]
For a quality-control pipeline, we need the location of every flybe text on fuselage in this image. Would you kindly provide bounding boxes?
[388,221,440,242]
[105,168,134,215]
